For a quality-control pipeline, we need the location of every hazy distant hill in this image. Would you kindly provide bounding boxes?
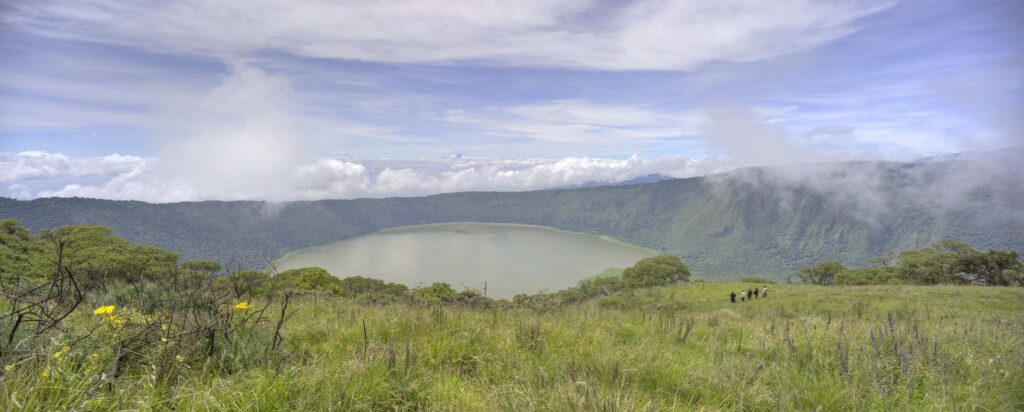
[572,173,674,188]
[3,150,1022,278]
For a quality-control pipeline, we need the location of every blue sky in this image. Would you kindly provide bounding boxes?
[1,0,1021,201]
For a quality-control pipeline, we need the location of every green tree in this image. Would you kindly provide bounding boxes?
[337,276,409,298]
[412,282,456,303]
[0,219,47,280]
[895,240,969,284]
[576,276,623,297]
[797,261,846,285]
[954,249,1023,286]
[270,267,344,294]
[622,255,690,289]
[41,225,178,282]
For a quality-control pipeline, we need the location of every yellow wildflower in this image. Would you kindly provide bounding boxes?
[41,369,49,378]
[232,302,252,311]
[161,324,169,332]
[53,345,70,359]
[160,337,168,343]
[87,353,99,361]
[4,364,14,371]
[106,314,124,325]
[175,355,185,363]
[93,305,115,315]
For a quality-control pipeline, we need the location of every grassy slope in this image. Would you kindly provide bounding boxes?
[7,284,1022,410]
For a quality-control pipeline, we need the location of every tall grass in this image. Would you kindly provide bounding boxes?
[3,283,1022,410]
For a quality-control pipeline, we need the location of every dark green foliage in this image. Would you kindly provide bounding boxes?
[622,255,690,288]
[0,219,46,280]
[740,277,775,284]
[956,249,1023,286]
[42,225,179,283]
[894,241,966,284]
[412,282,456,304]
[453,288,493,308]
[337,276,408,300]
[812,240,1024,286]
[269,267,344,294]
[576,275,623,297]
[894,240,1023,285]
[797,261,846,285]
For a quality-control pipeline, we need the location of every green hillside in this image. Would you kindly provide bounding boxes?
[1,219,1021,410]
[2,155,1022,278]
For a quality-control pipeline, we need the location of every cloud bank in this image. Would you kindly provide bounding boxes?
[1,64,732,202]
[3,151,728,202]
[8,0,892,71]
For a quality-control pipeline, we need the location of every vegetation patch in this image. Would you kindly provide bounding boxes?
[1,219,1022,410]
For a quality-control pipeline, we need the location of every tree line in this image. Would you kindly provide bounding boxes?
[0,219,691,310]
[796,240,1023,286]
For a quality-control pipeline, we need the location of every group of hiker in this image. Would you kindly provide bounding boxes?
[730,286,767,303]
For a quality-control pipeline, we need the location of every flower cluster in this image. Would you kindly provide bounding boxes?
[93,305,115,315]
[53,345,70,359]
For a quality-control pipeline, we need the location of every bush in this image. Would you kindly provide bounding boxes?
[1,240,292,390]
[622,255,690,288]
[337,276,408,299]
[453,288,494,308]
[41,225,179,284]
[576,276,623,297]
[797,261,846,285]
[412,282,456,304]
[268,267,344,295]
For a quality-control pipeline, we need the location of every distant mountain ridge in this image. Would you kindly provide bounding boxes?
[3,150,1022,278]
[572,173,674,188]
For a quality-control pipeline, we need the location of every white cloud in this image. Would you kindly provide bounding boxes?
[2,64,732,202]
[10,151,728,202]
[0,151,147,182]
[9,0,893,71]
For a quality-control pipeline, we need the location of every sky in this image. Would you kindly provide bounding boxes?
[1,0,1021,202]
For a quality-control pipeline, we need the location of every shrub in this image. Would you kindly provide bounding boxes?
[622,255,690,289]
[337,276,408,299]
[412,282,456,304]
[577,276,623,297]
[268,267,344,295]
[453,288,493,308]
[797,261,846,285]
[40,225,179,284]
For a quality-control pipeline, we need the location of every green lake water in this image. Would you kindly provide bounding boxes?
[273,222,657,298]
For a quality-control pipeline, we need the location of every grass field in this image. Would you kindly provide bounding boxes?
[4,283,1023,410]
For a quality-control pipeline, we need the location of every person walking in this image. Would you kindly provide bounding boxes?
[762,286,768,298]
[730,291,736,303]
[748,288,754,300]
[753,287,759,298]
[740,291,746,302]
